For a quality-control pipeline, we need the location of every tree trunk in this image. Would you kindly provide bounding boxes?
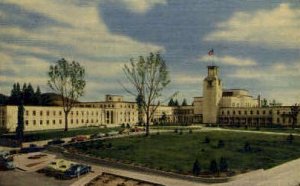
[145,113,150,136]
[64,111,69,132]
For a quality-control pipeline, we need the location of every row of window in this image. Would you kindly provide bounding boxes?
[221,110,271,116]
[25,110,101,117]
[24,118,101,126]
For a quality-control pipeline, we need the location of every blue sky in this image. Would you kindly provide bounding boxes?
[0,0,300,105]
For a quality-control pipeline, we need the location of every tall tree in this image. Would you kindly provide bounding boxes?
[34,86,42,105]
[16,101,24,143]
[122,52,173,136]
[182,98,187,106]
[174,99,179,107]
[48,58,86,131]
[168,98,175,106]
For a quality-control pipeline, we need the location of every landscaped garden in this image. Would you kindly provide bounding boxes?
[66,131,300,177]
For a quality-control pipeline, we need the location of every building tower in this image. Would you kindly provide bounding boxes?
[203,66,223,124]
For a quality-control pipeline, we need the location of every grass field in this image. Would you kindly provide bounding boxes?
[1,126,121,142]
[68,131,300,175]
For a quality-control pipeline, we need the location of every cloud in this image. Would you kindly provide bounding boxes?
[110,0,167,14]
[204,3,300,49]
[229,62,300,80]
[0,0,164,100]
[199,55,257,66]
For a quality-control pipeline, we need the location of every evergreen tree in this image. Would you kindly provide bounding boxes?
[26,83,35,105]
[219,157,228,172]
[182,98,188,106]
[34,86,42,105]
[192,159,201,176]
[174,99,179,106]
[16,101,24,142]
[168,98,175,106]
[209,160,218,173]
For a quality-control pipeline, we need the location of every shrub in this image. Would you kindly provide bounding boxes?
[174,128,178,133]
[218,140,225,148]
[189,129,193,134]
[204,136,210,144]
[156,131,160,135]
[126,123,131,128]
[179,129,183,135]
[219,157,228,172]
[192,159,201,176]
[210,160,218,173]
[287,134,294,144]
[244,142,251,152]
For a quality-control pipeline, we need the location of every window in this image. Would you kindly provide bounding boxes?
[244,111,247,115]
[59,120,62,124]
[53,111,56,116]
[238,111,241,115]
[40,120,43,125]
[47,111,50,116]
[263,110,266,115]
[25,120,29,126]
[33,120,36,125]
[33,111,36,116]
[40,111,43,116]
[59,111,62,116]
[250,110,253,115]
[233,111,236,115]
[227,111,230,115]
[277,118,280,123]
[277,110,280,115]
[26,111,29,116]
[53,120,55,125]
[46,120,49,125]
[269,110,272,114]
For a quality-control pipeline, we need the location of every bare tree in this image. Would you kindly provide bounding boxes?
[122,52,173,136]
[291,104,299,129]
[48,58,86,131]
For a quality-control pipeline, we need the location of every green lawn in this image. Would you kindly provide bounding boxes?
[1,126,121,142]
[68,131,300,175]
[220,126,300,134]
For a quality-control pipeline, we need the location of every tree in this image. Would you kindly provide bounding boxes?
[34,86,42,105]
[219,157,228,172]
[192,159,201,176]
[182,98,187,106]
[16,101,24,143]
[168,98,175,106]
[48,58,86,131]
[210,160,218,174]
[174,99,179,106]
[122,52,173,136]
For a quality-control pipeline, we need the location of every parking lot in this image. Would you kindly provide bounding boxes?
[0,152,94,186]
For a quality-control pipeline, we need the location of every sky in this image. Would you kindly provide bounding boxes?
[0,0,300,105]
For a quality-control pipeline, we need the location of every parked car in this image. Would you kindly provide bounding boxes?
[28,153,47,159]
[119,128,130,135]
[90,132,106,139]
[63,164,91,179]
[20,144,45,153]
[70,135,88,142]
[130,127,144,132]
[0,151,14,170]
[0,159,15,170]
[47,138,65,146]
[106,131,119,137]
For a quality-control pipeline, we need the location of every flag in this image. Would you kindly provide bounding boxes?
[208,49,214,56]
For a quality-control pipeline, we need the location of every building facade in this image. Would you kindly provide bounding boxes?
[0,66,299,132]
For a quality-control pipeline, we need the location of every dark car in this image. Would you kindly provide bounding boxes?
[63,164,91,179]
[20,144,45,153]
[47,139,65,146]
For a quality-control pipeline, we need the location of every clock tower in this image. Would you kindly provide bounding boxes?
[203,66,222,124]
